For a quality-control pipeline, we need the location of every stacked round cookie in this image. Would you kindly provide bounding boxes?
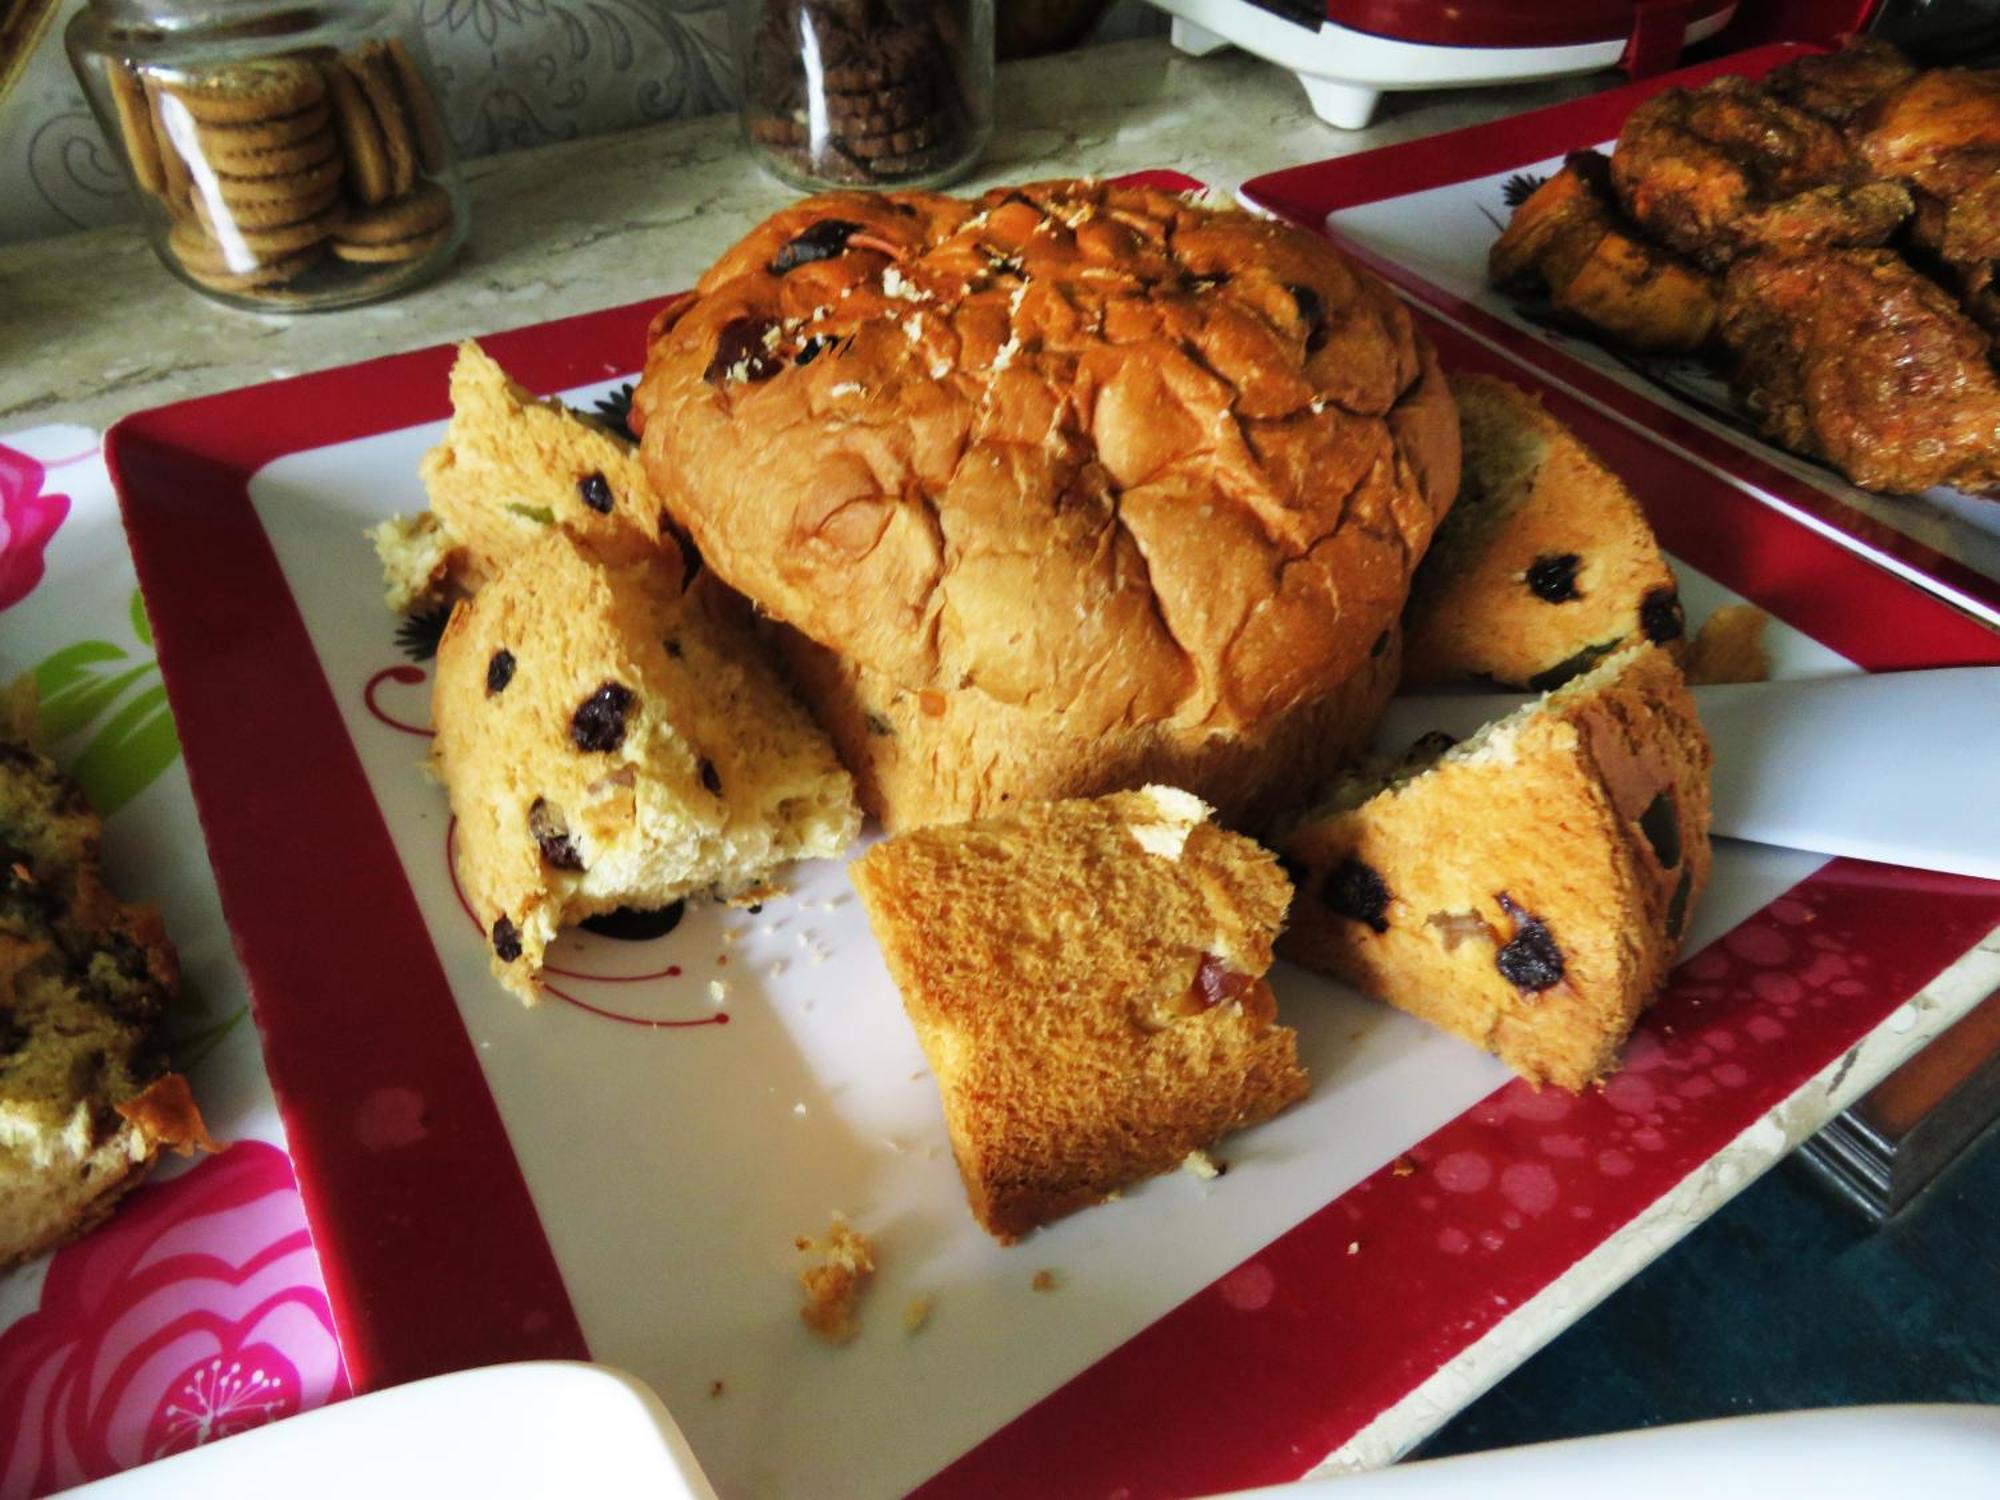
[745,0,978,186]
[98,37,457,302]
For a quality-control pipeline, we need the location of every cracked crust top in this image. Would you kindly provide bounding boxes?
[630,178,1460,738]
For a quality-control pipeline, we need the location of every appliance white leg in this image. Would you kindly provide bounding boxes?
[1169,16,1231,56]
[1298,74,1381,129]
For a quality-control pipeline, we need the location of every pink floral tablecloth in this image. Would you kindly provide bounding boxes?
[0,427,349,1497]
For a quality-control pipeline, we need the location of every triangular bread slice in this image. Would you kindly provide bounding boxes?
[1403,375,1684,690]
[851,786,1308,1243]
[432,528,858,1002]
[1278,643,1711,1090]
[372,341,675,610]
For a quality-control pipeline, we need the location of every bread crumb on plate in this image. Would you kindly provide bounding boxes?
[798,1218,876,1344]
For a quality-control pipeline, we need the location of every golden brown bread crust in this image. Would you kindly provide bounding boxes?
[632,178,1459,741]
[779,619,1403,834]
[1279,644,1712,1091]
[853,787,1308,1242]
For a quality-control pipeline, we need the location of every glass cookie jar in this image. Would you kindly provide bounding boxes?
[735,0,993,191]
[67,0,467,311]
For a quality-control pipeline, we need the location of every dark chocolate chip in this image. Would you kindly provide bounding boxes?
[698,757,722,796]
[1287,282,1329,353]
[796,334,836,367]
[1638,790,1682,869]
[578,471,614,514]
[529,797,584,871]
[1641,587,1685,644]
[570,682,635,753]
[1494,893,1565,993]
[704,317,782,385]
[1666,867,1693,941]
[492,915,523,962]
[1325,856,1390,934]
[769,218,864,274]
[486,649,516,696]
[1525,553,1583,603]
[580,901,686,941]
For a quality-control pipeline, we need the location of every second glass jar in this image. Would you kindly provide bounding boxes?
[736,0,993,192]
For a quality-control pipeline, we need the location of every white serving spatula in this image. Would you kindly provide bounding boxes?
[1375,667,2000,882]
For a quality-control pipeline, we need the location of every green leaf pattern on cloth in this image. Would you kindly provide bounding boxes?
[25,588,181,816]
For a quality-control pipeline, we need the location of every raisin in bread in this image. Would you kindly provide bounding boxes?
[778,619,1404,835]
[1278,643,1711,1091]
[851,786,1308,1242]
[1403,376,1684,692]
[372,341,676,610]
[431,529,859,1002]
[1,740,209,1271]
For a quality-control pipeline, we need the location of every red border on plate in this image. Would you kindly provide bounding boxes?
[109,177,2000,1495]
[1241,44,2000,628]
[108,297,681,1390]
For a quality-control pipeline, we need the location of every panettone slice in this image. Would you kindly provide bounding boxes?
[851,786,1309,1243]
[431,529,858,1002]
[1403,375,1684,691]
[1278,643,1712,1091]
[1,741,210,1272]
[373,340,676,609]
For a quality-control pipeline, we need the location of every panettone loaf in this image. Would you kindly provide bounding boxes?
[631,178,1459,743]
[1403,376,1684,691]
[431,529,858,1002]
[780,619,1403,834]
[852,786,1308,1242]
[1278,643,1711,1090]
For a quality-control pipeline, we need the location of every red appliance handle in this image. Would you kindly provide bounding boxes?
[1623,0,1700,77]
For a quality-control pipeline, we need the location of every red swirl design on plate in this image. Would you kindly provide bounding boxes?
[0,1141,348,1495]
[363,665,434,737]
[443,818,725,1029]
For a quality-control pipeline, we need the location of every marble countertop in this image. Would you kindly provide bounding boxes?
[0,37,1604,433]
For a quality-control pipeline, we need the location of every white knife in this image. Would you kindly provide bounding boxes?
[1375,668,2000,882]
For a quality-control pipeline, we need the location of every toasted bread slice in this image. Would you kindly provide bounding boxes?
[852,786,1308,1242]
